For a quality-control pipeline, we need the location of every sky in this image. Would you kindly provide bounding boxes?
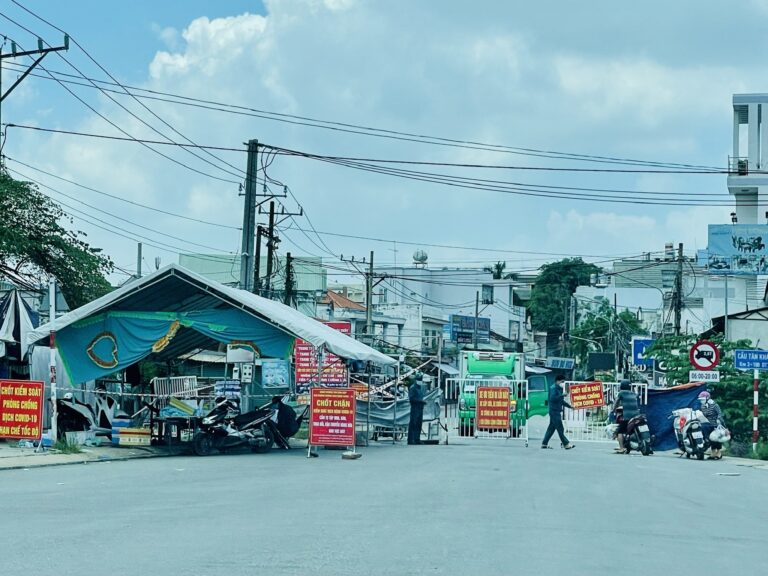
[2,0,768,287]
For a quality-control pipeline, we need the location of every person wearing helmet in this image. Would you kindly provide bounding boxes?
[698,390,725,460]
[612,380,640,453]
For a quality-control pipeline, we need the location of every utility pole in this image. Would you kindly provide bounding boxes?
[1,36,69,150]
[135,242,142,280]
[366,251,374,338]
[239,139,259,291]
[253,226,263,295]
[264,201,277,298]
[473,291,480,349]
[284,252,295,307]
[674,242,684,336]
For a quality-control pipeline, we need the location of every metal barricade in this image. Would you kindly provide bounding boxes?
[562,381,648,443]
[441,378,529,446]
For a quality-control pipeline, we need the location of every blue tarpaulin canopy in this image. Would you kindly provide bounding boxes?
[28,264,396,384]
[645,382,707,451]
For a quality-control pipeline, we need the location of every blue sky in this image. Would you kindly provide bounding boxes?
[2,1,767,285]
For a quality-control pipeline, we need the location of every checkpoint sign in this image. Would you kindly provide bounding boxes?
[689,340,720,371]
[476,387,510,431]
[309,388,356,446]
[0,380,45,440]
[569,382,605,410]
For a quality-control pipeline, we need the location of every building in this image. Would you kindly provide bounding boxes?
[372,254,528,354]
[179,253,327,317]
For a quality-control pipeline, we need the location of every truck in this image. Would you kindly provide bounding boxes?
[456,350,549,437]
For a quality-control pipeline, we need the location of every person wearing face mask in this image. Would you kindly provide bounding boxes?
[697,390,725,460]
[541,374,575,450]
[612,380,640,454]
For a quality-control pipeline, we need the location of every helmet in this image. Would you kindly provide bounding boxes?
[619,380,631,391]
[698,390,711,401]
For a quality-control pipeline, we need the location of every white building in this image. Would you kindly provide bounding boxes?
[372,258,527,353]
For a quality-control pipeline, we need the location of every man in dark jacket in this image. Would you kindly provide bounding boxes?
[541,374,575,449]
[407,373,425,445]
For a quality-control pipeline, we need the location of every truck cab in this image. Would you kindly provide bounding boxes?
[456,351,549,436]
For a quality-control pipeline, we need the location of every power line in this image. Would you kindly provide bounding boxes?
[0,9,246,184]
[8,167,235,253]
[3,156,241,229]
[0,52,720,170]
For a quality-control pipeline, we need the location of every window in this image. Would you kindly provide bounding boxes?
[481,284,494,304]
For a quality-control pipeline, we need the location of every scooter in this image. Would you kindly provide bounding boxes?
[192,396,307,456]
[623,414,653,456]
[671,407,709,460]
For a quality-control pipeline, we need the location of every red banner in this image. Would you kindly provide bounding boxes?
[476,386,510,431]
[309,388,356,446]
[295,321,351,393]
[569,382,605,409]
[0,380,45,440]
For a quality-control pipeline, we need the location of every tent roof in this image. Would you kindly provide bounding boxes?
[27,264,395,366]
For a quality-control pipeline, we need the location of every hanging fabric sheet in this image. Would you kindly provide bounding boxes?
[55,309,294,384]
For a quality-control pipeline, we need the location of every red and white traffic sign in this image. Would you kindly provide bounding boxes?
[689,340,720,370]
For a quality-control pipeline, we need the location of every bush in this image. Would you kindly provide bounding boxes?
[53,438,82,454]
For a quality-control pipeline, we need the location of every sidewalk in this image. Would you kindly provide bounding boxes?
[0,439,167,471]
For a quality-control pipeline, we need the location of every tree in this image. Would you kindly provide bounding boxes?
[529,258,601,335]
[483,261,511,280]
[0,171,113,308]
[645,334,768,445]
[569,300,645,377]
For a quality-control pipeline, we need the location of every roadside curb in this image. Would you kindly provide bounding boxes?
[0,449,168,472]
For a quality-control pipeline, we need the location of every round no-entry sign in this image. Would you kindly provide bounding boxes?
[689,340,720,370]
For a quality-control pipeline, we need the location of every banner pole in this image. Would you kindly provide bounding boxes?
[49,278,58,446]
[754,368,760,453]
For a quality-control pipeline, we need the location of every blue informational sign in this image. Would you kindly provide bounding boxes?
[632,337,655,366]
[261,358,291,388]
[447,314,491,344]
[708,224,768,276]
[734,349,768,370]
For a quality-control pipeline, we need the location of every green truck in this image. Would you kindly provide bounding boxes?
[456,351,549,437]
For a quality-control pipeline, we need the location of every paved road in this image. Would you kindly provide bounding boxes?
[1,441,765,576]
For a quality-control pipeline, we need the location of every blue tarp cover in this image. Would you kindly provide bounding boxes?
[645,382,707,450]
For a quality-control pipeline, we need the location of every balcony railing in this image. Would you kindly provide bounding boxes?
[728,156,750,175]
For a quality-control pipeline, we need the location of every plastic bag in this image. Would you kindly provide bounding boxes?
[709,425,731,443]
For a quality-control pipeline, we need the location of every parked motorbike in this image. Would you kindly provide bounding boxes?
[622,414,653,456]
[671,407,708,460]
[192,396,307,456]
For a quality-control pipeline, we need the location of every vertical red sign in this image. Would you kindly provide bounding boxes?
[309,388,356,446]
[0,380,45,440]
[295,321,351,393]
[476,386,510,431]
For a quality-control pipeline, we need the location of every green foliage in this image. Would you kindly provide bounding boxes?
[646,334,768,443]
[570,300,645,376]
[0,171,113,308]
[53,438,83,454]
[483,261,511,280]
[529,258,601,334]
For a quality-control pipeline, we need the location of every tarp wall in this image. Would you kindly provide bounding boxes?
[645,383,707,450]
[356,389,442,428]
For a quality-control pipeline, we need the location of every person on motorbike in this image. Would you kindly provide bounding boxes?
[697,390,725,460]
[612,380,639,454]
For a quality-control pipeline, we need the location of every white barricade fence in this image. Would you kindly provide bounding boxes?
[441,378,529,446]
[562,381,648,443]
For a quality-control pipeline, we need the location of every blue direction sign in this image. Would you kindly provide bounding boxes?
[632,337,655,367]
[734,349,768,370]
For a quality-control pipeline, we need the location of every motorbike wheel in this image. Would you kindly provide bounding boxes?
[251,426,275,454]
[640,440,651,456]
[696,449,705,461]
[193,432,214,456]
[685,453,691,459]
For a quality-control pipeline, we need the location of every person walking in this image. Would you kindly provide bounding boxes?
[541,374,575,450]
[407,373,425,445]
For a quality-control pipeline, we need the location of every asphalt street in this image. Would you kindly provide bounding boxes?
[1,441,766,576]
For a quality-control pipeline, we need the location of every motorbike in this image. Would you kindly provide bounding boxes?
[622,414,654,456]
[192,396,307,456]
[671,407,709,460]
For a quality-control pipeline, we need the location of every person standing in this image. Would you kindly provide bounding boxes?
[407,373,425,445]
[541,374,575,450]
